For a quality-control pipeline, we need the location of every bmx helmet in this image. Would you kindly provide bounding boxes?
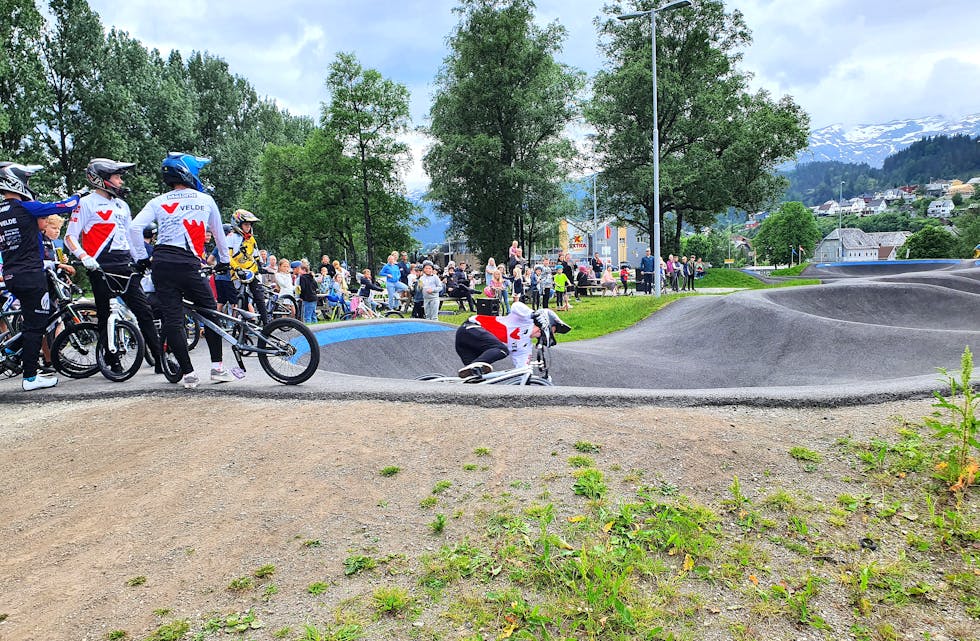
[238,269,255,283]
[161,152,211,192]
[86,158,135,197]
[142,222,157,239]
[509,301,532,321]
[221,223,233,235]
[232,208,259,230]
[0,161,43,200]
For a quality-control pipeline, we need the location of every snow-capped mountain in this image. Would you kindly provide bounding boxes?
[802,113,980,167]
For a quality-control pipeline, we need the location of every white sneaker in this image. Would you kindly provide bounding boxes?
[458,362,493,378]
[210,367,235,383]
[182,373,200,389]
[23,374,58,391]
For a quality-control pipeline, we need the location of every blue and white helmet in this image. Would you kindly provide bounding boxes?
[161,152,211,192]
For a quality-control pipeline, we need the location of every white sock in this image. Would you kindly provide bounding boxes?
[211,362,222,370]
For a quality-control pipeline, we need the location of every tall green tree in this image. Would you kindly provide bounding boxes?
[0,0,47,157]
[38,0,106,191]
[425,0,583,262]
[586,0,809,255]
[902,225,959,259]
[322,52,415,270]
[753,201,820,265]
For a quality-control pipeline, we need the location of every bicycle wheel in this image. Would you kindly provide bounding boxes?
[257,317,320,384]
[415,374,445,381]
[384,310,404,318]
[51,322,100,378]
[96,319,145,382]
[184,313,201,350]
[525,376,553,386]
[159,336,183,383]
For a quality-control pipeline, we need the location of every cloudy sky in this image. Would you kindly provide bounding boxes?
[89,0,980,188]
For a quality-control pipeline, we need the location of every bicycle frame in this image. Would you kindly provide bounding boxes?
[182,302,291,359]
[424,324,553,385]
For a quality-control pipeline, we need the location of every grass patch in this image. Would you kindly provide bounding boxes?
[474,447,491,456]
[379,466,401,477]
[430,513,448,534]
[574,440,601,453]
[568,454,595,468]
[145,620,189,641]
[307,581,328,595]
[790,447,822,463]
[373,586,411,615]
[253,564,276,579]
[770,263,809,276]
[125,575,146,587]
[227,576,254,591]
[432,480,452,494]
[343,555,377,576]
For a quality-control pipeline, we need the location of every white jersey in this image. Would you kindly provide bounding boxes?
[472,313,535,368]
[65,192,137,260]
[130,188,229,263]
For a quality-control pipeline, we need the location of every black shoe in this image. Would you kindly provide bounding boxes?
[38,363,56,375]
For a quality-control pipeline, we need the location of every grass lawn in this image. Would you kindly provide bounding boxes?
[770,263,810,276]
[699,268,820,289]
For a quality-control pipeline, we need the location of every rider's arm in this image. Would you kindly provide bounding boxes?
[21,195,81,218]
[209,203,231,264]
[128,203,154,261]
[63,202,86,259]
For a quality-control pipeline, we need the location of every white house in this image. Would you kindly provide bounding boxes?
[863,199,888,216]
[925,181,950,196]
[813,228,882,262]
[867,231,912,260]
[927,199,955,218]
[846,198,866,214]
[815,200,839,216]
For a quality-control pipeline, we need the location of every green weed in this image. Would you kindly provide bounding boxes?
[307,581,329,595]
[574,440,601,453]
[927,347,979,497]
[343,555,377,576]
[474,447,491,456]
[106,631,128,640]
[572,468,607,499]
[144,620,189,641]
[125,575,146,587]
[253,564,275,579]
[420,496,438,509]
[430,513,447,534]
[379,466,401,477]
[227,576,254,591]
[789,447,821,463]
[432,480,452,494]
[568,454,595,468]
[373,586,411,614]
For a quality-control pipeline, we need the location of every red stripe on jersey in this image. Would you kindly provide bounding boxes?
[81,223,114,257]
[183,219,206,256]
[475,316,508,343]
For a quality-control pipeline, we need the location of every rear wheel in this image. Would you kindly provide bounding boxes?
[257,318,319,384]
[525,376,553,386]
[96,320,145,382]
[159,337,183,383]
[415,374,444,381]
[184,313,201,350]
[51,322,99,378]
[384,310,404,318]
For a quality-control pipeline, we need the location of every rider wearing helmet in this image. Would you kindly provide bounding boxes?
[221,208,269,324]
[454,301,570,378]
[65,158,163,373]
[0,162,82,390]
[129,152,233,389]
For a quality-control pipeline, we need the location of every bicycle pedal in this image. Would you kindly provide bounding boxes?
[230,366,246,379]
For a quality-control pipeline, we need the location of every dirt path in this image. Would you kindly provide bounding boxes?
[0,396,964,640]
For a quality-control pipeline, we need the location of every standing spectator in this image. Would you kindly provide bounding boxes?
[553,266,570,311]
[379,252,408,311]
[275,258,296,317]
[538,258,554,309]
[420,261,442,320]
[508,240,519,261]
[397,251,410,285]
[639,249,655,294]
[511,266,526,305]
[321,255,334,277]
[619,264,630,294]
[508,247,527,274]
[484,257,497,284]
[488,268,510,315]
[297,264,318,323]
[695,257,705,279]
[665,254,677,292]
[529,265,541,310]
[263,255,278,287]
[408,264,425,318]
[679,256,689,291]
[684,255,696,292]
[590,252,603,279]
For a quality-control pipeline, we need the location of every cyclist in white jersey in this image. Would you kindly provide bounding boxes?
[129,153,233,389]
[65,158,163,373]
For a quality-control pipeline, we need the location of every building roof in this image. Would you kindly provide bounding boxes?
[823,228,879,250]
[867,231,911,246]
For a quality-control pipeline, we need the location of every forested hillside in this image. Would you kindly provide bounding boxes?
[783,135,980,205]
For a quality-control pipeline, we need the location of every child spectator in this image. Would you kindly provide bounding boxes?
[297,264,318,323]
[553,266,570,311]
[619,264,630,294]
[419,261,442,320]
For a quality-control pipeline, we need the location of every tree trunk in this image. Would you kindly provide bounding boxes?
[358,141,375,271]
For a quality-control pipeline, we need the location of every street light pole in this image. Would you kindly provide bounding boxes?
[618,0,693,298]
[839,180,845,260]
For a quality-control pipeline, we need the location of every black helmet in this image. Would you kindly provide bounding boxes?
[142,222,157,239]
[222,223,233,235]
[86,158,135,198]
[0,161,42,200]
[161,152,211,192]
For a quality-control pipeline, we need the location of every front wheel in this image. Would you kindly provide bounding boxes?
[415,374,444,381]
[51,322,100,378]
[384,310,404,318]
[524,376,553,386]
[97,319,145,382]
[257,318,320,384]
[158,336,183,383]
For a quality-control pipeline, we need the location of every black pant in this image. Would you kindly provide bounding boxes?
[246,277,270,324]
[670,273,679,291]
[7,273,48,379]
[90,261,162,364]
[642,273,653,293]
[686,274,695,291]
[153,261,223,375]
[451,286,476,312]
[541,288,552,309]
[531,288,540,310]
[455,321,509,366]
